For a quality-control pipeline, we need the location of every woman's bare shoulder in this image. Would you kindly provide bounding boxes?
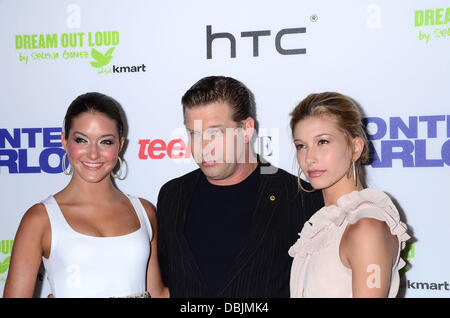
[19,203,50,231]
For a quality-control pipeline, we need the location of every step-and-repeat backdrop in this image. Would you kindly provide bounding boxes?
[1,0,449,297]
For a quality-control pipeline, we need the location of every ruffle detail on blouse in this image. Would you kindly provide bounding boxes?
[288,188,410,269]
[288,204,344,258]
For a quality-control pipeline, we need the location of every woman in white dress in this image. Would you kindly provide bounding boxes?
[4,92,169,298]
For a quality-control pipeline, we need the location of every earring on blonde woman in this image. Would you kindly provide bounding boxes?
[297,167,315,193]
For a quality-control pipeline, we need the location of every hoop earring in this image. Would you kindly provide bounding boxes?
[111,157,124,179]
[297,167,315,193]
[62,152,72,175]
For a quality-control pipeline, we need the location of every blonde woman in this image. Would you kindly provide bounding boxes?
[288,92,410,298]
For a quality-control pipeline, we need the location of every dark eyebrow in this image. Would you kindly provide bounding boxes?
[73,131,116,138]
[73,131,88,137]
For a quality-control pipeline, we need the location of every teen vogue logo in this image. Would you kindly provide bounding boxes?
[137,126,277,162]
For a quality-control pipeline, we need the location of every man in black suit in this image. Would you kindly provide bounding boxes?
[156,76,323,297]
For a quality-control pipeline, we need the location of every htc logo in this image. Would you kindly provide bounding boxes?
[206,25,306,59]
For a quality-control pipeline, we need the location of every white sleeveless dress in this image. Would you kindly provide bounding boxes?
[41,194,152,298]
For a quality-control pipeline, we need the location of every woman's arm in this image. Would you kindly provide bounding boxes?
[340,218,398,298]
[139,198,170,298]
[3,204,49,298]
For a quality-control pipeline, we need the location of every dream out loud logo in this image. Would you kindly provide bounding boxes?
[0,240,14,285]
[365,115,450,168]
[0,127,66,174]
[415,7,450,44]
[15,30,121,75]
[14,4,146,75]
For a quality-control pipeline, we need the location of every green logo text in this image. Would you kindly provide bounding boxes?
[414,8,450,44]
[0,240,14,283]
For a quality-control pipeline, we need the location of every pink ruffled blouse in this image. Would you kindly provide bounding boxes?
[289,188,410,298]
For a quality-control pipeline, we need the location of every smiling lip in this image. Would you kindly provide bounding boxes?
[82,162,104,170]
[307,170,325,178]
